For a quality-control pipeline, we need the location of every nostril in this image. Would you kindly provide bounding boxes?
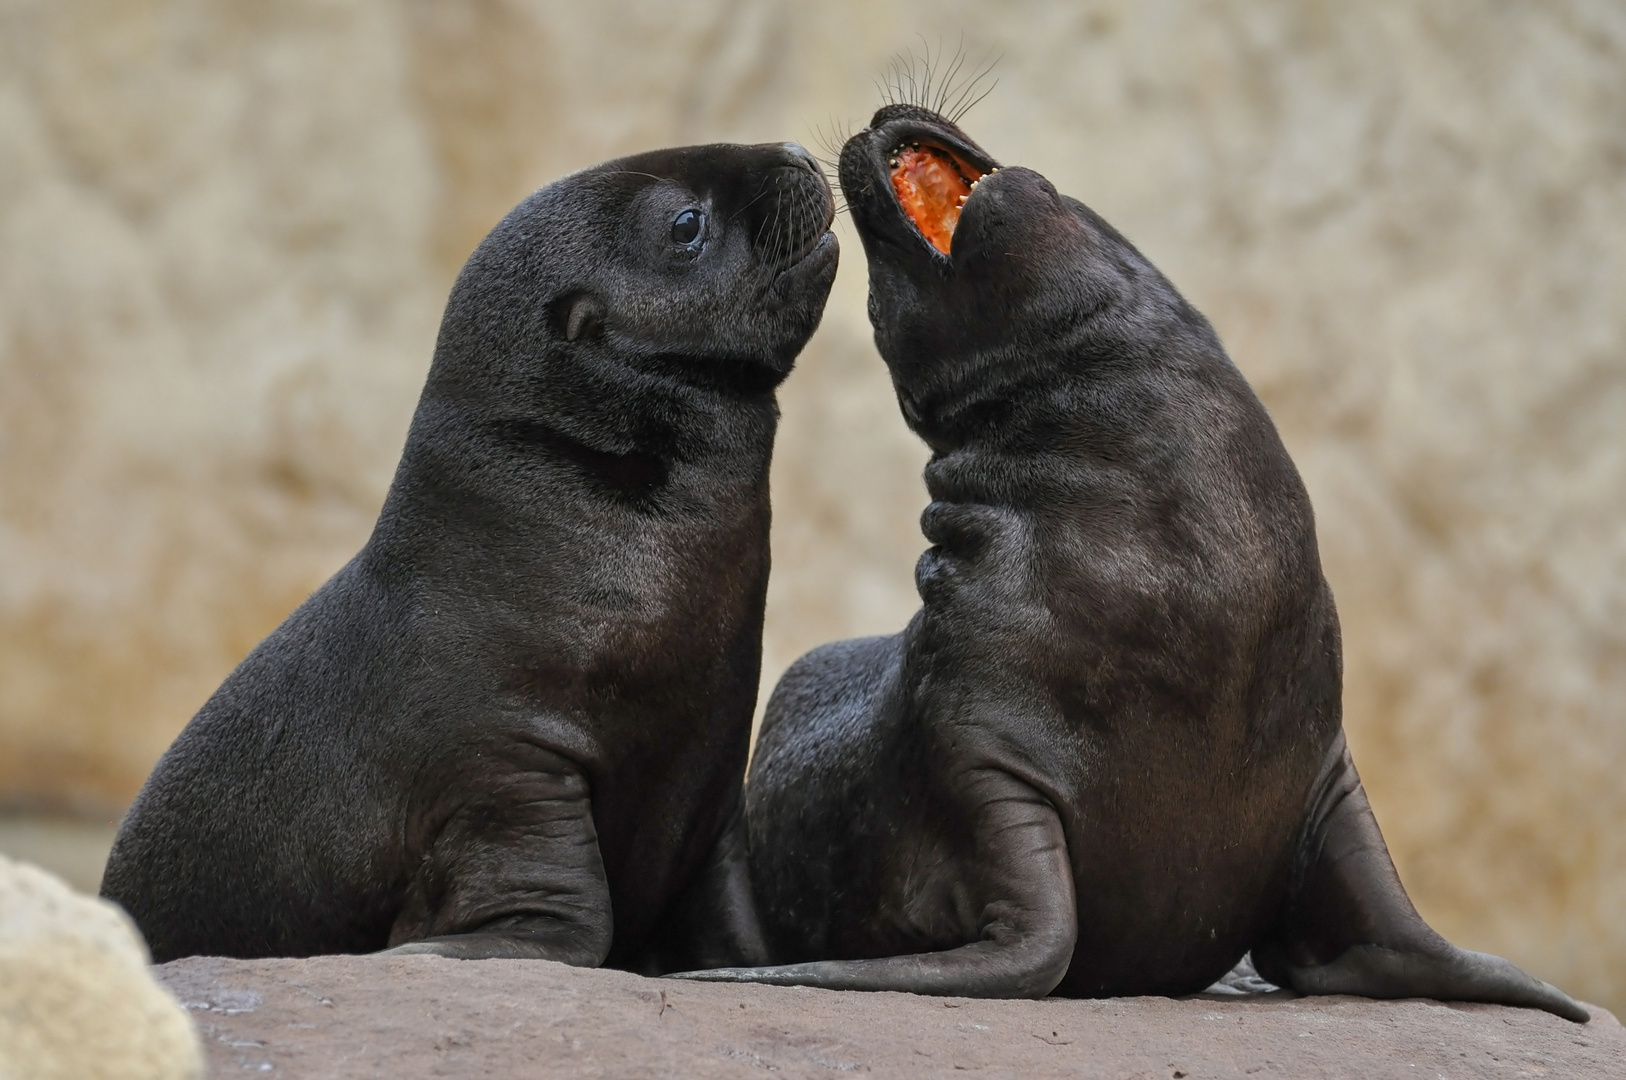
[780,142,819,174]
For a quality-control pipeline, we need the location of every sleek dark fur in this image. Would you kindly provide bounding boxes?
[102,142,838,971]
[675,107,1586,1023]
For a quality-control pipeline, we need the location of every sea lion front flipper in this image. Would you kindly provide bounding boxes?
[668,768,1077,998]
[1253,732,1588,1022]
[381,744,613,966]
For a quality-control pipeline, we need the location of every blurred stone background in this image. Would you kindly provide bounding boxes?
[0,0,1620,1012]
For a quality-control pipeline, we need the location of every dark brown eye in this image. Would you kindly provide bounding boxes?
[671,209,703,246]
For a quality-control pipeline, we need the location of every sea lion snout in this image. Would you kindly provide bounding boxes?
[838,107,999,262]
[777,141,821,177]
[741,142,837,272]
[949,166,1080,268]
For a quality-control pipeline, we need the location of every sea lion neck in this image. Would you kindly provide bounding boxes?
[364,379,777,585]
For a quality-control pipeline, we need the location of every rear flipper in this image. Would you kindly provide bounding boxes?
[1252,731,1588,1023]
[668,768,1078,998]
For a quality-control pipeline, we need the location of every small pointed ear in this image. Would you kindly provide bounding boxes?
[560,293,605,343]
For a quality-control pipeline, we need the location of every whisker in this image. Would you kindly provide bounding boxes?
[912,36,934,110]
[948,72,999,124]
[939,34,973,114]
[811,115,853,174]
[762,177,784,262]
[902,49,923,108]
[779,178,796,267]
[778,186,795,266]
[872,40,998,123]
[787,182,805,265]
[730,175,778,224]
[945,51,1001,123]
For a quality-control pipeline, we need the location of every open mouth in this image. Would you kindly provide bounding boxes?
[888,142,990,254]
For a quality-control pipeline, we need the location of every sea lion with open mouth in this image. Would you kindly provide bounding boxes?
[675,105,1587,1022]
[101,141,838,972]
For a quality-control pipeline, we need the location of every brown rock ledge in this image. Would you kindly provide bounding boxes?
[156,955,1623,1079]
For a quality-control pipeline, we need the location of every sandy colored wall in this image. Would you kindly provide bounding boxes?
[0,0,1621,1011]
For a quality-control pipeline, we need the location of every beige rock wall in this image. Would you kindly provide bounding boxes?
[0,0,1620,1011]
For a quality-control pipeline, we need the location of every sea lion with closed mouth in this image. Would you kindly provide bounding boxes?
[101,141,838,972]
[675,105,1587,1022]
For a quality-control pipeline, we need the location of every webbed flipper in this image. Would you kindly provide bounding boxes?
[382,745,612,965]
[669,767,1077,998]
[1253,732,1587,1023]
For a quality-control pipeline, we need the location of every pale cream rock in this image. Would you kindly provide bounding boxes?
[0,854,202,1080]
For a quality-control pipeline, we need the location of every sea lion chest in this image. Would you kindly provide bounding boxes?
[904,454,1320,994]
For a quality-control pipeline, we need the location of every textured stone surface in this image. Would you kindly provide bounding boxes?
[156,954,1624,1079]
[0,854,201,1080]
[1,0,1622,1013]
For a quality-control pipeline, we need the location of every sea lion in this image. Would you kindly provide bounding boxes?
[676,105,1587,1022]
[101,141,838,972]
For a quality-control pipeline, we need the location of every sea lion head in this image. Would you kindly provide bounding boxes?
[840,106,1179,448]
[428,141,839,416]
